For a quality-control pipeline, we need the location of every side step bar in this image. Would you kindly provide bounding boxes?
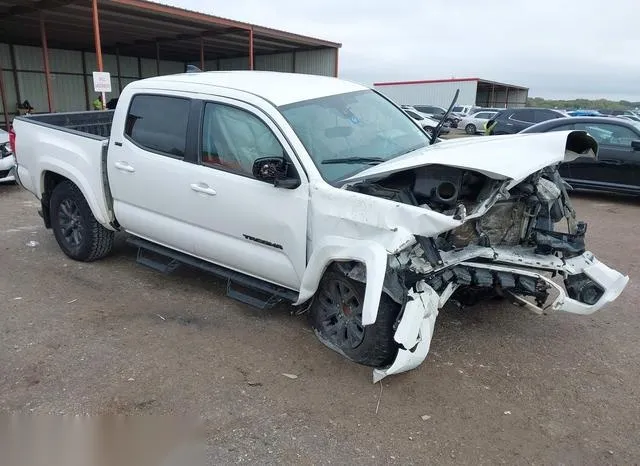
[127,237,298,310]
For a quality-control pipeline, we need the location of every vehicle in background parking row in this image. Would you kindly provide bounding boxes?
[413,105,460,128]
[459,111,499,135]
[0,128,16,184]
[485,108,567,135]
[10,71,628,381]
[618,114,640,124]
[401,106,450,137]
[521,117,640,194]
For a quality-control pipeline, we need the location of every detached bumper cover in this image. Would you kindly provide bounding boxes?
[372,251,628,382]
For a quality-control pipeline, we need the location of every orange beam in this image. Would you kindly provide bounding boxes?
[249,27,254,70]
[92,0,104,72]
[40,14,54,112]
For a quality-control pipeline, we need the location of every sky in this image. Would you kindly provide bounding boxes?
[162,0,639,101]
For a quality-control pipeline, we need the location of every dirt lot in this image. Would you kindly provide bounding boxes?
[1,182,639,465]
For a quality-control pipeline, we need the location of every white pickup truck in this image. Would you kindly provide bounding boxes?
[11,71,628,381]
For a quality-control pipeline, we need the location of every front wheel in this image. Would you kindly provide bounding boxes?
[50,180,114,261]
[465,123,477,135]
[310,265,400,367]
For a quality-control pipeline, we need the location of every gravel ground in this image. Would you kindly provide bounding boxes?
[1,182,639,465]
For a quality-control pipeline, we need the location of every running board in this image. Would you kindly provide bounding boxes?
[127,237,298,309]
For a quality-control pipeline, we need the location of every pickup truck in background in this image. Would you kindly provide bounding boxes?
[11,71,629,381]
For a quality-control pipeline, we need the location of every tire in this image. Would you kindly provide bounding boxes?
[310,265,401,367]
[50,180,114,261]
[465,124,477,135]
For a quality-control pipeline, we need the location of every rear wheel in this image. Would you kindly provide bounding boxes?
[465,123,477,135]
[310,265,400,367]
[50,180,114,261]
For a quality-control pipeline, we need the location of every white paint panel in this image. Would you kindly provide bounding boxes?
[256,52,293,72]
[374,81,477,108]
[14,45,44,71]
[294,48,336,76]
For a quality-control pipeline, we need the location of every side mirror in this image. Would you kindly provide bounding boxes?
[631,140,640,151]
[252,157,300,189]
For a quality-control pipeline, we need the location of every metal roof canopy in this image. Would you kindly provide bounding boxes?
[373,77,528,91]
[0,0,342,61]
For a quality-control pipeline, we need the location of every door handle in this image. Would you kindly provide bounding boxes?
[190,183,217,196]
[114,161,135,172]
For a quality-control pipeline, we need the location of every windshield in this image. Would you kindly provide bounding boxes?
[452,106,464,113]
[280,90,430,183]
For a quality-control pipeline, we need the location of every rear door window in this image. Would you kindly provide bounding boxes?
[510,109,536,123]
[125,94,190,158]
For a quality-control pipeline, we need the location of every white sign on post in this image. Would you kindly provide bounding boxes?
[92,72,112,93]
[92,72,111,110]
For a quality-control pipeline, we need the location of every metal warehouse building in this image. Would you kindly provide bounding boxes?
[0,0,341,130]
[373,78,529,109]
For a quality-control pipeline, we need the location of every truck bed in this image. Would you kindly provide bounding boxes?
[22,110,115,139]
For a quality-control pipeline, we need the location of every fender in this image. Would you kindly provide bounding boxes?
[294,235,390,326]
[37,148,115,230]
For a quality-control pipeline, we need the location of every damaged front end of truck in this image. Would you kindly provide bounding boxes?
[307,130,629,382]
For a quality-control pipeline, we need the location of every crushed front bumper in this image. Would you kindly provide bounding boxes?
[373,250,628,382]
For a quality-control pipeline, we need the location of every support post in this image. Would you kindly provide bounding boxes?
[40,14,54,112]
[156,41,160,76]
[505,87,509,108]
[92,0,105,109]
[200,37,205,71]
[491,84,495,107]
[249,27,254,70]
[116,47,122,93]
[334,48,339,77]
[9,44,21,104]
[81,51,90,110]
[0,61,9,130]
[137,57,142,78]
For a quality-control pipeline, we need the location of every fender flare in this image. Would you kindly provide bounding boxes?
[294,235,390,326]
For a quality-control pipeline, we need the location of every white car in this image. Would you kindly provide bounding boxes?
[401,106,449,137]
[460,111,499,135]
[0,128,16,183]
[12,71,628,381]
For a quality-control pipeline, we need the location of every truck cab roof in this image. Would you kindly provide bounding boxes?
[131,70,367,107]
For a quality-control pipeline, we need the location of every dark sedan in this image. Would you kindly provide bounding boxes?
[521,117,640,194]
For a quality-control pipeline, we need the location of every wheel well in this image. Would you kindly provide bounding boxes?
[41,171,71,228]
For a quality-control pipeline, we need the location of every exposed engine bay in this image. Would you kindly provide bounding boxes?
[347,163,603,313]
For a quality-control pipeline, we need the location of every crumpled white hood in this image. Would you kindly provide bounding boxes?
[343,131,597,185]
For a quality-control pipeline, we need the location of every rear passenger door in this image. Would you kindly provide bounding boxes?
[506,109,536,133]
[182,98,309,290]
[108,93,199,255]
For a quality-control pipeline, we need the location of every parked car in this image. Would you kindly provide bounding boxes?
[485,108,567,135]
[413,105,460,128]
[521,117,640,194]
[0,128,16,184]
[459,110,499,135]
[452,105,479,117]
[401,106,450,136]
[617,114,640,123]
[567,110,606,117]
[11,71,627,381]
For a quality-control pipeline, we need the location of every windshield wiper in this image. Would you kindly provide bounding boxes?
[431,89,460,144]
[321,157,386,165]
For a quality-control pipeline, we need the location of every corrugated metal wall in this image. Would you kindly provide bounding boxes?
[194,48,337,76]
[1,43,338,127]
[373,81,478,108]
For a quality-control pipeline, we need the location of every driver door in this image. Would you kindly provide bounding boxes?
[179,98,309,290]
